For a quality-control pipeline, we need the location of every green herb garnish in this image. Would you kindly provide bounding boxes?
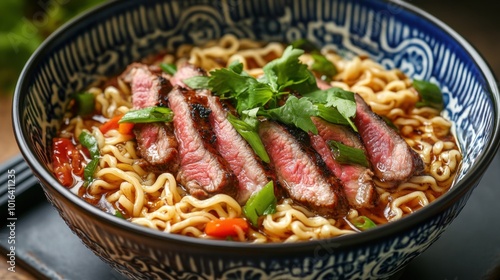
[413,79,444,110]
[327,140,369,167]
[78,130,100,187]
[119,106,173,124]
[74,92,95,117]
[227,113,270,163]
[115,210,125,219]
[292,38,338,79]
[183,45,357,160]
[351,216,377,231]
[243,181,277,227]
[160,63,177,75]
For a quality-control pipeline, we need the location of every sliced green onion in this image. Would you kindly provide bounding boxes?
[227,114,270,163]
[413,79,444,110]
[160,62,177,75]
[115,210,125,219]
[119,106,173,124]
[351,216,376,231]
[243,181,277,227]
[78,130,100,187]
[327,140,369,168]
[74,92,95,117]
[82,158,98,187]
[79,130,99,158]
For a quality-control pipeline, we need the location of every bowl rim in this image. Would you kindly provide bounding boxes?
[12,0,500,252]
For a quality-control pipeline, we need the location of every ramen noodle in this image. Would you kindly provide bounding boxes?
[54,34,461,243]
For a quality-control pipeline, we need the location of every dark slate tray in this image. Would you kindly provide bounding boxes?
[1,150,500,279]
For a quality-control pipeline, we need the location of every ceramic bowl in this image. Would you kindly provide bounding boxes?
[13,0,500,279]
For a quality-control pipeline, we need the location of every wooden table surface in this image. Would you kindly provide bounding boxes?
[0,0,498,279]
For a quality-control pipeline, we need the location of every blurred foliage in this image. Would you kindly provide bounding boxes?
[0,0,103,95]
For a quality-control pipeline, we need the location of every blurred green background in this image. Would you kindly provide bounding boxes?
[0,0,103,96]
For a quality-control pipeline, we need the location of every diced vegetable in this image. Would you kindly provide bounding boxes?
[78,130,100,187]
[52,138,84,187]
[413,79,444,110]
[119,106,173,124]
[99,115,122,134]
[160,62,177,75]
[327,140,370,167]
[204,218,249,238]
[351,216,377,231]
[74,92,95,117]
[243,181,277,227]
[118,121,135,135]
[99,114,135,135]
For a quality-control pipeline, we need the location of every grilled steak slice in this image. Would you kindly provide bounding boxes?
[354,93,424,182]
[198,90,273,204]
[122,63,172,109]
[133,123,179,173]
[123,63,179,173]
[259,121,348,218]
[310,117,377,208]
[172,63,272,203]
[168,87,237,199]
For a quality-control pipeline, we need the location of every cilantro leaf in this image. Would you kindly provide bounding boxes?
[262,45,318,93]
[291,39,337,79]
[302,87,357,131]
[259,96,319,134]
[310,52,337,78]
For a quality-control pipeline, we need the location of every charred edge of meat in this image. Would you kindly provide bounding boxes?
[170,87,237,199]
[201,93,276,204]
[157,75,174,107]
[260,121,349,218]
[311,117,377,208]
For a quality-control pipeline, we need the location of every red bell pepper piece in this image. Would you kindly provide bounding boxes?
[52,138,83,187]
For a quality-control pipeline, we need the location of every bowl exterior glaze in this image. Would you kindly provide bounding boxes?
[13,0,500,279]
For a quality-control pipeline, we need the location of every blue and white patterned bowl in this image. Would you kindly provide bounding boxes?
[13,0,500,279]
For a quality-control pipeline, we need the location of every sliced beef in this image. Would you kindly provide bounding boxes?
[354,93,424,182]
[310,117,377,208]
[199,89,273,204]
[172,63,272,203]
[133,123,179,173]
[122,63,178,173]
[259,121,348,218]
[168,87,237,199]
[121,63,171,109]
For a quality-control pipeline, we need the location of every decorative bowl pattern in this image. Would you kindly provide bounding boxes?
[13,0,500,279]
